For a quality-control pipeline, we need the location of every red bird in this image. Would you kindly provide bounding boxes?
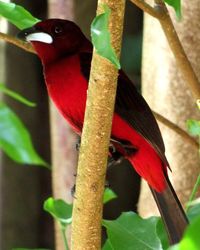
[18,19,188,243]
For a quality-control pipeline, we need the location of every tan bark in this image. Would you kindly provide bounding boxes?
[71,1,125,249]
[0,31,35,53]
[139,0,200,216]
[48,1,78,250]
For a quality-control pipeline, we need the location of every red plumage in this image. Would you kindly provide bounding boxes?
[44,52,166,192]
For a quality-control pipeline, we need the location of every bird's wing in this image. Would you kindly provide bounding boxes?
[79,52,167,163]
[115,71,166,160]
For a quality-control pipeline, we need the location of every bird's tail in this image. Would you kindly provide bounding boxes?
[150,175,188,245]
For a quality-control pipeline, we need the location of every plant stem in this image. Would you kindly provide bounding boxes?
[0,31,35,53]
[129,0,160,18]
[61,227,69,250]
[154,111,199,149]
[186,173,200,212]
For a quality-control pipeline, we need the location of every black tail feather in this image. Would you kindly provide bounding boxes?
[150,176,188,245]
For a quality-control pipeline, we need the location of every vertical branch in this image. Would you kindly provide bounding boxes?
[48,1,77,250]
[154,0,200,100]
[129,0,200,100]
[71,0,125,249]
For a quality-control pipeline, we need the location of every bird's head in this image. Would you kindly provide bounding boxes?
[18,19,91,64]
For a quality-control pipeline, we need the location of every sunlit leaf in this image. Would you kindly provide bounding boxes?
[167,215,200,250]
[167,244,180,250]
[103,212,164,250]
[187,197,200,207]
[186,119,200,136]
[103,188,117,204]
[196,99,200,110]
[164,0,181,20]
[0,83,36,107]
[102,239,113,250]
[0,102,48,167]
[179,216,200,250]
[91,4,121,69]
[0,1,40,29]
[44,197,72,229]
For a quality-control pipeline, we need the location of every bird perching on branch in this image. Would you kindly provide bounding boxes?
[18,18,188,244]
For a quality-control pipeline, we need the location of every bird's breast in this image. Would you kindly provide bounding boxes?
[44,55,88,133]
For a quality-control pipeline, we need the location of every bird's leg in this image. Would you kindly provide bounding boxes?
[71,184,76,198]
[109,143,123,162]
[108,139,138,168]
[75,137,81,151]
[70,173,77,198]
[72,137,114,197]
[72,138,80,197]
[72,138,137,197]
[110,138,138,157]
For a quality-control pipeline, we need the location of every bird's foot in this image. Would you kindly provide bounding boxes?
[110,138,137,157]
[71,184,76,198]
[75,137,81,151]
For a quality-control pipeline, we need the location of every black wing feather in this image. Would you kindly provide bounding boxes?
[79,52,166,163]
[115,72,167,162]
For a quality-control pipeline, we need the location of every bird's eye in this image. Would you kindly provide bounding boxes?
[54,26,63,34]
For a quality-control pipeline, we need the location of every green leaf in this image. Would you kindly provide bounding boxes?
[164,0,181,20]
[186,174,200,213]
[43,197,72,229]
[0,102,48,167]
[91,4,121,69]
[186,119,200,136]
[103,188,117,204]
[187,202,200,222]
[0,83,36,107]
[102,212,164,250]
[156,218,169,249]
[179,216,200,250]
[0,1,40,29]
[102,239,113,250]
[187,197,200,207]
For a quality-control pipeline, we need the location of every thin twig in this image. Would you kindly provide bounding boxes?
[154,111,199,149]
[0,31,35,54]
[154,0,200,100]
[129,0,200,100]
[129,0,160,18]
[186,173,200,211]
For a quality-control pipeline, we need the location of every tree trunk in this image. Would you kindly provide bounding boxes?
[139,0,200,216]
[48,1,79,249]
